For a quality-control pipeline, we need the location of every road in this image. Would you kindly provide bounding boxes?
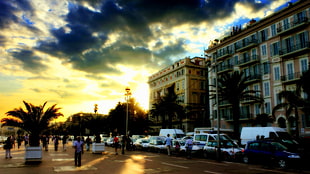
[0,144,308,174]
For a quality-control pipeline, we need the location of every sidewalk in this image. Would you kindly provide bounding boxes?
[0,142,114,174]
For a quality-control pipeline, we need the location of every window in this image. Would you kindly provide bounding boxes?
[254,84,260,97]
[271,24,276,37]
[260,29,268,42]
[301,59,308,72]
[234,55,238,65]
[270,42,279,56]
[255,104,261,115]
[275,92,281,105]
[261,44,267,56]
[251,48,257,59]
[273,66,280,81]
[287,62,294,80]
[265,102,271,114]
[284,37,294,53]
[283,18,289,30]
[297,32,308,49]
[263,62,270,74]
[264,82,270,97]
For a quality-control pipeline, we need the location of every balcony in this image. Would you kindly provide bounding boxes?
[245,74,262,84]
[277,17,308,36]
[236,39,258,52]
[217,64,234,74]
[216,50,233,61]
[279,42,310,59]
[238,55,260,67]
[281,72,301,83]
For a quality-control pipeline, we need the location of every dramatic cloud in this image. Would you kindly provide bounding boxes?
[0,0,295,119]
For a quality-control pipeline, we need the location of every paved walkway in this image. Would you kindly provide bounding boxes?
[0,142,118,174]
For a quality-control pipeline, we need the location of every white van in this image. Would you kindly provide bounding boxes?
[159,129,185,139]
[240,127,296,146]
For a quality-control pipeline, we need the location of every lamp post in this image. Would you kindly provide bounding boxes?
[125,87,131,136]
[79,113,83,137]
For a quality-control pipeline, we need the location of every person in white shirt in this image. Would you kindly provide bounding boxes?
[185,138,193,159]
[165,134,172,156]
[73,137,84,167]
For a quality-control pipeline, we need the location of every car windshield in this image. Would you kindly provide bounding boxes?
[271,142,287,151]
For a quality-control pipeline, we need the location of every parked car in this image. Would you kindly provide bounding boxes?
[243,140,301,169]
[148,136,166,153]
[105,137,114,146]
[133,138,150,151]
[203,140,243,161]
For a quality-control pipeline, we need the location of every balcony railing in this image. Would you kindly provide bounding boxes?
[245,74,261,83]
[281,71,301,83]
[216,49,233,60]
[236,39,258,52]
[279,42,310,58]
[277,17,308,35]
[238,55,259,66]
[217,64,234,73]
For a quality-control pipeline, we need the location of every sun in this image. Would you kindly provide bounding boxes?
[132,83,150,111]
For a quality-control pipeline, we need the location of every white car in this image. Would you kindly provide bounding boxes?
[133,138,150,151]
[203,140,243,161]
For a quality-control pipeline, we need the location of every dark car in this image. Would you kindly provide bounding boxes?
[243,140,301,169]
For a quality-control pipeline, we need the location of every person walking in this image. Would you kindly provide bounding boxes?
[73,137,84,167]
[165,134,172,156]
[113,135,119,155]
[54,135,59,151]
[4,136,13,159]
[62,135,68,151]
[85,136,92,151]
[185,138,193,159]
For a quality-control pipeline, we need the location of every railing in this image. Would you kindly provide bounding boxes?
[279,42,310,56]
[236,39,258,51]
[277,17,308,34]
[280,72,301,82]
[238,55,259,66]
[217,64,234,73]
[216,49,233,59]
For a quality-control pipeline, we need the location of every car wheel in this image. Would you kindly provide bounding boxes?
[203,151,208,158]
[278,159,287,169]
[243,155,250,164]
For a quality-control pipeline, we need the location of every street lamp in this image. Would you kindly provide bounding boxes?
[125,87,131,136]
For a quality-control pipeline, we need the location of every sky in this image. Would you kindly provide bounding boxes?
[0,0,298,121]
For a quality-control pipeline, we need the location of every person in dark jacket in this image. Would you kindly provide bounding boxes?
[4,136,13,159]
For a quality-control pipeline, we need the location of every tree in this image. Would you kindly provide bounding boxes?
[272,90,303,137]
[211,71,263,141]
[150,84,185,129]
[254,113,275,127]
[1,101,63,146]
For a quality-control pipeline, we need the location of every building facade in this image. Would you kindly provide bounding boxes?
[205,0,310,136]
[148,57,209,133]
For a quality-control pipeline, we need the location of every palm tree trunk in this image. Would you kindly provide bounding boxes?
[295,107,299,138]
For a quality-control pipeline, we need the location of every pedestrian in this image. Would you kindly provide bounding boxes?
[121,135,126,154]
[54,136,59,151]
[185,138,193,159]
[73,136,84,167]
[4,136,13,159]
[113,135,119,155]
[10,135,15,149]
[17,135,22,149]
[62,135,68,151]
[175,141,180,156]
[85,136,92,151]
[24,134,29,147]
[165,134,172,156]
[42,135,48,151]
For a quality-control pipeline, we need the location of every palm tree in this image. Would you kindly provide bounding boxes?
[254,113,275,127]
[1,101,63,146]
[150,84,185,129]
[211,71,263,141]
[272,90,303,137]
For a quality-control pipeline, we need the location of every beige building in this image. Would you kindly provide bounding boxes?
[148,57,209,133]
[205,0,310,136]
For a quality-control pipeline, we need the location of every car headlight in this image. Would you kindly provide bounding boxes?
[288,154,300,159]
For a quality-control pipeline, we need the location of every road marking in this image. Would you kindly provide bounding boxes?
[204,170,223,174]
[196,160,228,166]
[249,167,296,174]
[161,162,189,169]
[52,158,74,161]
[50,153,69,156]
[54,165,97,172]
